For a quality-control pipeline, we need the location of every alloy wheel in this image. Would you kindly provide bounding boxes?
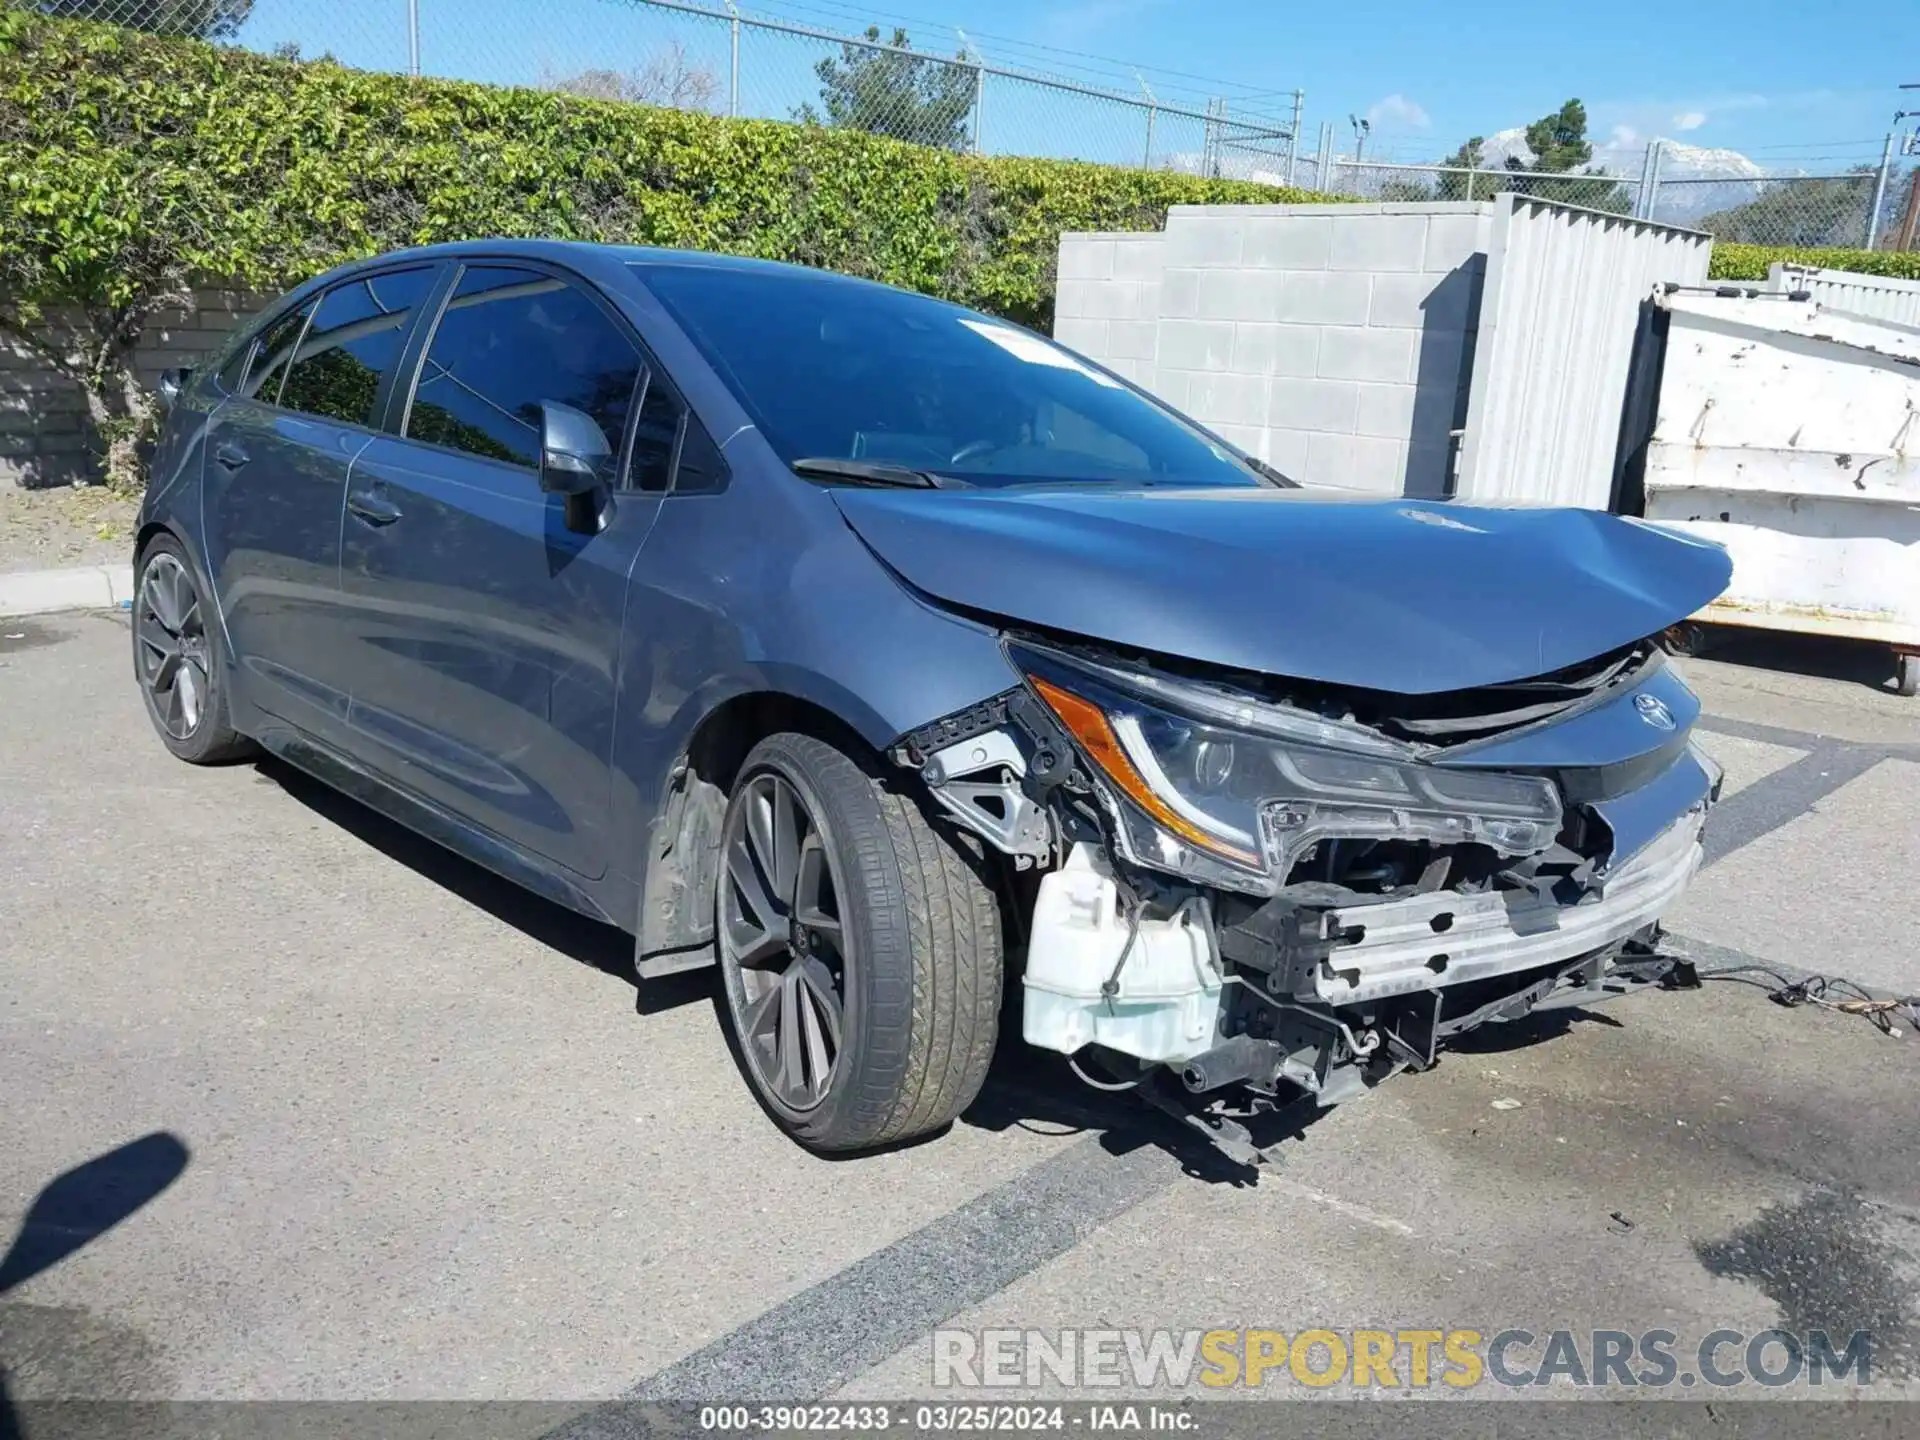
[136,552,211,741]
[720,771,848,1113]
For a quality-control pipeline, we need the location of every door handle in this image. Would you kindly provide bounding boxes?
[213,442,250,471]
[346,488,403,527]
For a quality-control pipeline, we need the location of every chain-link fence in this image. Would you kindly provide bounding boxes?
[22,0,1304,177]
[25,0,1917,248]
[1302,158,1643,212]
[1295,148,1912,251]
[1650,174,1892,249]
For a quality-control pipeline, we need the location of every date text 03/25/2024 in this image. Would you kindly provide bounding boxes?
[697,1405,1193,1432]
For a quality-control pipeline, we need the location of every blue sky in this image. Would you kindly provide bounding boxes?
[786,0,1914,169]
[243,0,1916,174]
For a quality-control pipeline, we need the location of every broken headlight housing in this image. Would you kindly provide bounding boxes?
[1011,640,1564,896]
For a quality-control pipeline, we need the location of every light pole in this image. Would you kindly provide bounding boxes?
[1137,73,1158,171]
[726,0,741,118]
[1869,86,1920,249]
[1349,114,1370,164]
[1287,89,1304,187]
[957,28,985,156]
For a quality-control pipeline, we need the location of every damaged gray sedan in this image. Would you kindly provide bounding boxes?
[137,242,1732,1162]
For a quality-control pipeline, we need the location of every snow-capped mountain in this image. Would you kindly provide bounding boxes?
[1472,127,1772,217]
[1641,141,1768,185]
[1478,127,1765,182]
[1159,129,1784,221]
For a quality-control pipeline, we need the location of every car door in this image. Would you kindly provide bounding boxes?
[338,262,679,880]
[201,265,443,747]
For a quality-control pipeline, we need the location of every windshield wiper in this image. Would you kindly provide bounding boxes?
[1241,455,1299,489]
[791,457,958,489]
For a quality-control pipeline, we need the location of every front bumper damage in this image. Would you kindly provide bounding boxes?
[1267,798,1703,1011]
[892,638,1719,1163]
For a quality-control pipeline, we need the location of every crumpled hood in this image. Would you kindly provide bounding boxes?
[833,486,1732,695]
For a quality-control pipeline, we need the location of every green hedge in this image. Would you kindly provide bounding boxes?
[0,11,1328,482]
[36,9,1916,487]
[1707,242,1920,283]
[0,12,1323,320]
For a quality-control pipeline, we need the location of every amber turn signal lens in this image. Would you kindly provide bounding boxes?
[1029,676,1262,868]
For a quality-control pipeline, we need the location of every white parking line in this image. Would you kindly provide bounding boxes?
[1257,1177,1419,1236]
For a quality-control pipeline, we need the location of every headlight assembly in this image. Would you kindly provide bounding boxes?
[1012,641,1563,895]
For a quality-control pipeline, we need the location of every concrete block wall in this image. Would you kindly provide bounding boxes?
[1,284,269,487]
[1052,232,1165,388]
[1150,203,1493,497]
[1051,204,1497,499]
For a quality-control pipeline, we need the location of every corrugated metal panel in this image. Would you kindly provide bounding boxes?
[1454,194,1712,509]
[1764,263,1920,328]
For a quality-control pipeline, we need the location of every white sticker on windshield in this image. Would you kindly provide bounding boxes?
[959,318,1124,387]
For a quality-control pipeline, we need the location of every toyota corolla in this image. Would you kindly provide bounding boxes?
[135,241,1731,1160]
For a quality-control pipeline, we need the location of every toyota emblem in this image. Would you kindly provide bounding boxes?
[1634,692,1676,731]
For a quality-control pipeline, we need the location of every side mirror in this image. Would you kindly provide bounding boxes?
[538,400,612,497]
[156,367,190,411]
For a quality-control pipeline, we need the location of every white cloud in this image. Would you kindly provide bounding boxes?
[1609,124,1640,147]
[1589,94,1767,143]
[1365,93,1431,130]
[1588,93,1777,147]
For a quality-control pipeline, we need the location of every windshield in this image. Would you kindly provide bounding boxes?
[634,262,1273,491]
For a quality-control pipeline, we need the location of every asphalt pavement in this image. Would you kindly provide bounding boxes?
[1,612,1916,1412]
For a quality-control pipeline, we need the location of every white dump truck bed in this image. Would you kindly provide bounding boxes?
[1642,290,1920,692]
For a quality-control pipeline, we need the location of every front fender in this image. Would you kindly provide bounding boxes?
[604,479,1023,931]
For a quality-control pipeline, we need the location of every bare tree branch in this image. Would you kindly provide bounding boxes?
[541,43,720,112]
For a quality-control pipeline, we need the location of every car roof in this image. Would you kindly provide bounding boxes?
[312,239,923,302]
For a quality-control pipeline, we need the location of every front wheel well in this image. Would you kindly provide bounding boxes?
[133,521,175,566]
[685,691,877,798]
[636,691,884,975]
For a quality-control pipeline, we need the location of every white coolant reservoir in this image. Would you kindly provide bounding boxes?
[1021,844,1224,1064]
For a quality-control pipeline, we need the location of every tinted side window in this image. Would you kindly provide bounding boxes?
[673,414,730,495]
[241,302,313,405]
[278,267,438,427]
[213,335,255,394]
[629,373,684,493]
[406,266,641,471]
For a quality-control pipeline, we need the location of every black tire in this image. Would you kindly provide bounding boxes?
[132,534,256,765]
[716,732,1003,1153]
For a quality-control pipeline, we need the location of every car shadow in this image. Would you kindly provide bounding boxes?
[1443,1005,1625,1054]
[0,1133,190,1427]
[962,1044,1337,1187]
[254,756,714,1016]
[1683,623,1907,696]
[252,756,1331,1179]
